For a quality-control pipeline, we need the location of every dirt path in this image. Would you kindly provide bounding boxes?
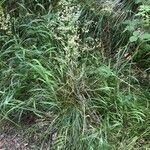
[0,121,50,150]
[0,125,36,150]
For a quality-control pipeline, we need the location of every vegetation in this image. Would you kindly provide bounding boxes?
[0,0,149,149]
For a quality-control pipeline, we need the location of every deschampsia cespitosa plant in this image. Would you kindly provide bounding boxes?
[0,0,149,149]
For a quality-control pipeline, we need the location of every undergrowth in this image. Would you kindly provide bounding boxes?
[0,0,149,149]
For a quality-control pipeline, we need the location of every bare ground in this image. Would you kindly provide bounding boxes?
[0,121,51,150]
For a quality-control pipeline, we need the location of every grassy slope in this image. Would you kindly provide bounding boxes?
[0,0,150,149]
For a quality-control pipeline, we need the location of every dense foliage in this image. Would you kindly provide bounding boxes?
[0,0,149,149]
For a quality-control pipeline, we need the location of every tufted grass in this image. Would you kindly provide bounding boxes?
[0,0,149,149]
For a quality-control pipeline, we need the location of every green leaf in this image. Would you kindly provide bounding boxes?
[133,31,140,36]
[129,36,138,42]
[140,33,150,40]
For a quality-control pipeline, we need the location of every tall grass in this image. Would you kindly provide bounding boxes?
[0,0,149,149]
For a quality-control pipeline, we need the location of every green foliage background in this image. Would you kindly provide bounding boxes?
[0,0,150,149]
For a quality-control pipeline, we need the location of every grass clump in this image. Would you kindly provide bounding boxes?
[0,0,150,149]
